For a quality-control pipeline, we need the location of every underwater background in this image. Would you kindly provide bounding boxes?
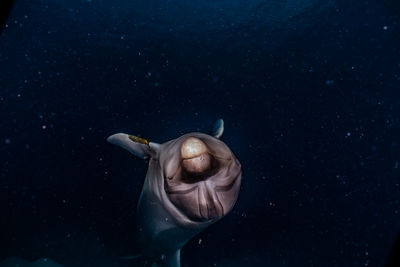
[1,0,400,266]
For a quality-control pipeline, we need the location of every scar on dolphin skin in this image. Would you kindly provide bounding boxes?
[107,119,242,267]
[128,135,150,146]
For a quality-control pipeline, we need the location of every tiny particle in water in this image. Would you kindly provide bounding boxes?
[326,80,334,85]
[42,125,47,129]
[383,26,388,30]
[198,238,202,245]
[4,138,11,144]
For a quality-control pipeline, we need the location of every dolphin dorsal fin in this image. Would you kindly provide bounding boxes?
[212,119,224,139]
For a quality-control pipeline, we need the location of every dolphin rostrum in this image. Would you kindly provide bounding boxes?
[107,119,242,267]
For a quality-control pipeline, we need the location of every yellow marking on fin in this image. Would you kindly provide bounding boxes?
[128,135,150,146]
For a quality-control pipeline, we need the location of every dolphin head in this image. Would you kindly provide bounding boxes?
[160,133,241,222]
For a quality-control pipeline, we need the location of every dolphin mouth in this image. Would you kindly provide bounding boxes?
[181,153,211,176]
[180,154,220,183]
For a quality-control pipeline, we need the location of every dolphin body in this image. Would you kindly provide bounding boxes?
[107,119,242,267]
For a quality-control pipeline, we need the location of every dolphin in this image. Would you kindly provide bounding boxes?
[107,119,242,267]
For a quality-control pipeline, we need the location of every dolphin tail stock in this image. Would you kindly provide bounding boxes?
[157,249,181,267]
[119,254,142,260]
[120,250,180,267]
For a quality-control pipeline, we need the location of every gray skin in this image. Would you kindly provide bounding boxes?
[107,119,242,267]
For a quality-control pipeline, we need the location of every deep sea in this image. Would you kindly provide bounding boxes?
[1,0,400,266]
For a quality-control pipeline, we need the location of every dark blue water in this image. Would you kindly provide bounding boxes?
[1,0,400,266]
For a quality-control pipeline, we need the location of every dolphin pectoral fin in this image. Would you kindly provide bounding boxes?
[107,133,159,159]
[212,118,224,139]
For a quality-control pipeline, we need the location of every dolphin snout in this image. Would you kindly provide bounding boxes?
[181,137,211,174]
